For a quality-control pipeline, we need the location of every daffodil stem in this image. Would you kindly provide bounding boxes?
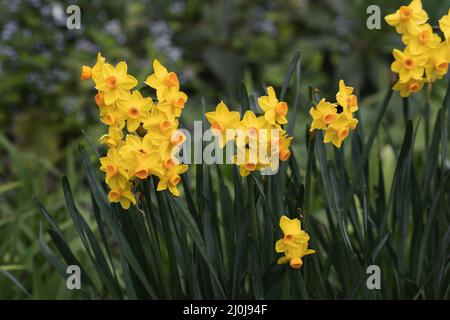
[402,97,409,127]
[303,129,315,230]
[247,175,259,246]
[343,87,394,213]
[424,85,431,149]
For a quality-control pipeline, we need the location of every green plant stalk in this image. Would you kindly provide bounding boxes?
[343,87,393,212]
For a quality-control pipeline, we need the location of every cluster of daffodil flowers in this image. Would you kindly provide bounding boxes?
[81,56,188,209]
[275,215,315,269]
[385,0,450,97]
[309,80,359,148]
[205,86,293,176]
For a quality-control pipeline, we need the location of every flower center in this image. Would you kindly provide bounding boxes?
[418,31,429,43]
[248,128,258,139]
[159,119,171,131]
[107,76,118,89]
[436,60,448,73]
[408,82,420,92]
[275,102,288,116]
[339,128,349,140]
[323,113,336,124]
[108,190,121,201]
[138,148,148,155]
[170,131,185,145]
[164,159,175,170]
[399,6,412,20]
[95,92,105,107]
[164,72,179,87]
[244,163,257,171]
[284,234,294,243]
[81,66,92,80]
[106,165,118,177]
[211,121,225,133]
[290,258,303,269]
[172,97,185,109]
[280,149,291,161]
[404,57,415,70]
[169,174,181,186]
[347,95,358,107]
[135,169,148,179]
[102,114,115,125]
[128,107,139,119]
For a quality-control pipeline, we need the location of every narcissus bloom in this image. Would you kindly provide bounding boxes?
[275,215,315,269]
[108,182,136,209]
[258,86,288,125]
[96,62,138,105]
[119,135,165,180]
[100,125,124,148]
[143,109,179,137]
[336,80,358,114]
[323,112,358,148]
[402,24,441,55]
[145,59,179,94]
[232,147,271,177]
[393,78,424,97]
[236,111,271,147]
[205,101,240,148]
[273,133,293,162]
[100,148,128,189]
[156,87,188,118]
[391,48,427,83]
[157,164,188,196]
[385,0,428,35]
[81,52,105,82]
[309,99,338,131]
[425,42,450,82]
[117,90,153,132]
[439,9,450,41]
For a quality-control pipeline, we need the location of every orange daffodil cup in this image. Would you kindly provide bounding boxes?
[82,57,188,208]
[386,0,450,97]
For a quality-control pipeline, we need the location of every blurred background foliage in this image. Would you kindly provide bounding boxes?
[1,0,450,298]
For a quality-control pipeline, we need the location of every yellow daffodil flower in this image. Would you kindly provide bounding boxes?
[81,52,105,82]
[117,90,153,132]
[232,147,271,177]
[323,112,358,148]
[156,86,188,118]
[402,24,441,55]
[385,0,428,35]
[205,101,241,148]
[391,48,427,83]
[95,62,137,105]
[108,182,136,209]
[257,86,288,125]
[309,98,338,131]
[100,148,128,189]
[392,78,424,97]
[145,59,179,94]
[425,42,450,82]
[336,80,358,114]
[236,111,271,148]
[143,108,179,137]
[439,9,450,41]
[157,164,188,196]
[119,135,164,180]
[100,125,124,148]
[275,215,315,269]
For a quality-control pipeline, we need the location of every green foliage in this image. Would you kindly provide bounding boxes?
[37,54,450,299]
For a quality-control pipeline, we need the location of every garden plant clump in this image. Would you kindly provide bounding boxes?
[1,0,449,300]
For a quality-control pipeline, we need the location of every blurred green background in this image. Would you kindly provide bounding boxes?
[1,0,450,299]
